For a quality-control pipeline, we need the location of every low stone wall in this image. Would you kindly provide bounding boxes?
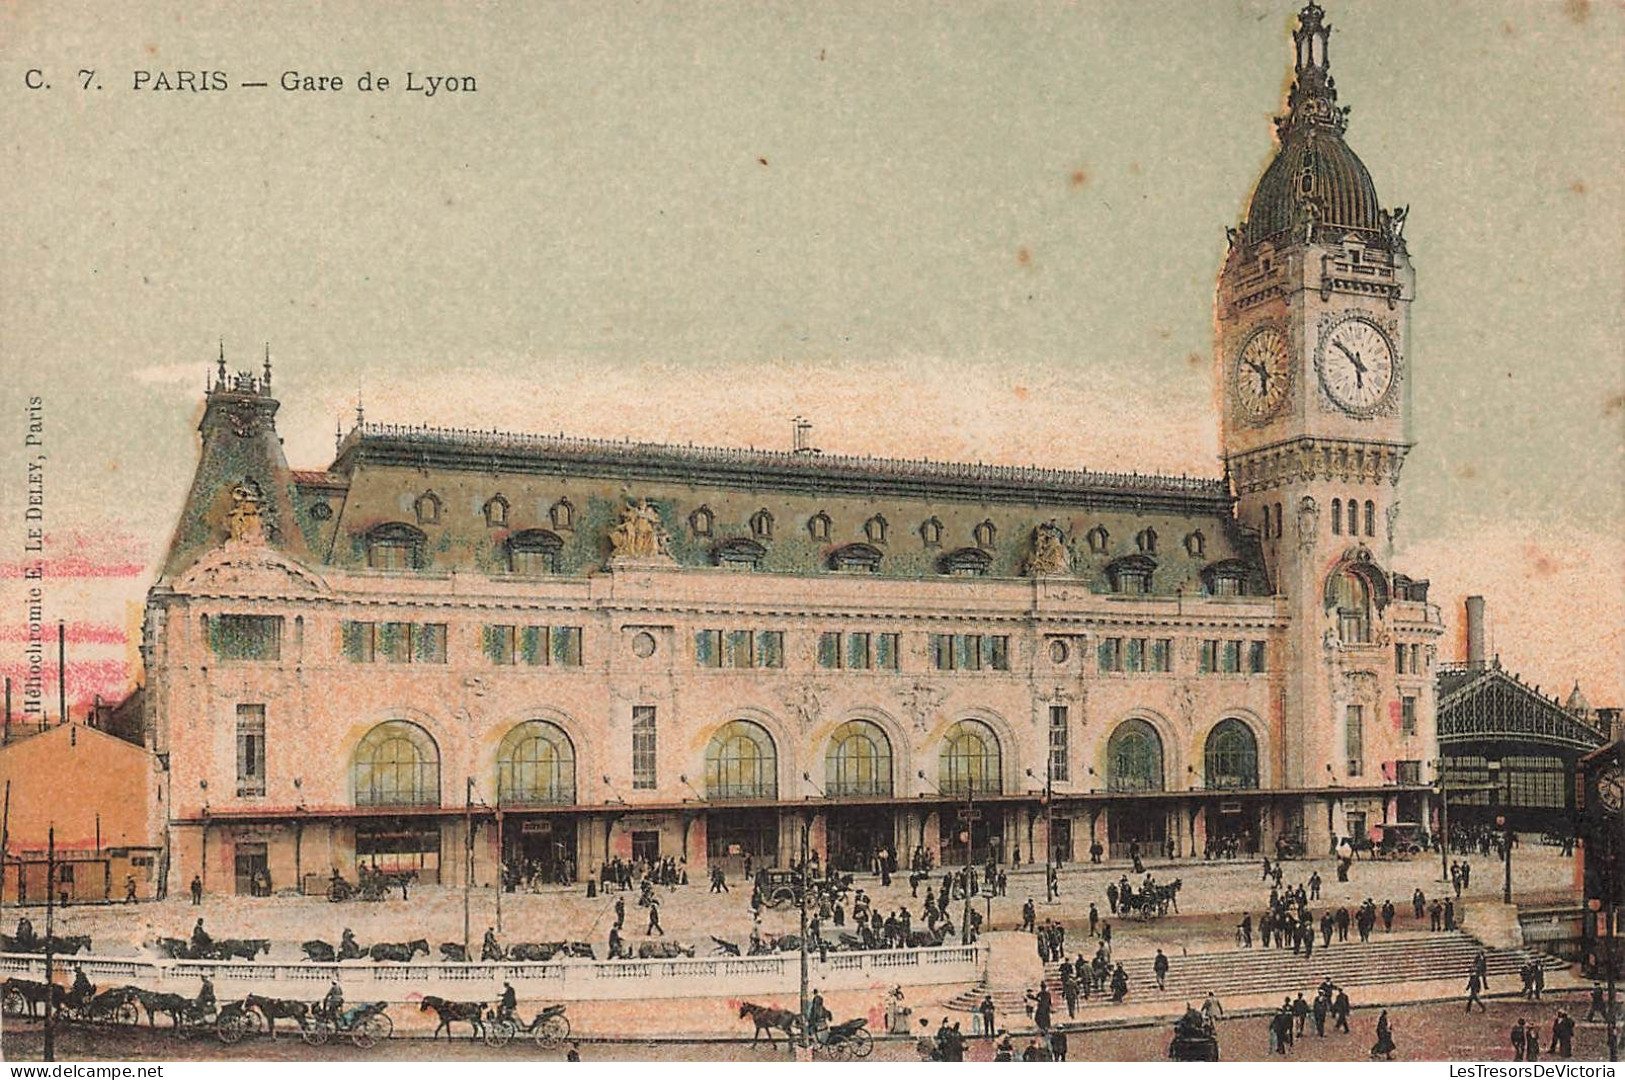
[1,943,986,1003]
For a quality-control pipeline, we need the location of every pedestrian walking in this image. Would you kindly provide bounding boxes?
[124,875,137,903]
[1292,992,1309,1036]
[1511,1018,1527,1061]
[646,896,664,936]
[190,874,203,905]
[1465,970,1486,1012]
[1333,989,1352,1033]
[1088,903,1099,937]
[1153,949,1170,991]
[614,896,626,931]
[1474,951,1490,990]
[979,995,996,1037]
[1202,991,1225,1028]
[1371,1009,1396,1060]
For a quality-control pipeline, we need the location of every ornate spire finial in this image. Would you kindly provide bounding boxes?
[355,383,365,426]
[1277,1,1347,140]
[262,342,272,387]
[217,339,227,383]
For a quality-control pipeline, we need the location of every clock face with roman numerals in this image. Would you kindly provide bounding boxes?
[1598,764,1624,814]
[1317,316,1396,415]
[1234,326,1291,421]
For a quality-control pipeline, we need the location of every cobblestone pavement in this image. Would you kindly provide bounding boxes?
[31,846,1580,961]
[3,994,1616,1061]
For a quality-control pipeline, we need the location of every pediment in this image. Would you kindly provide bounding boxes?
[173,539,330,597]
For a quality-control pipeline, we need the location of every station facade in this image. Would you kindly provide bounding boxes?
[143,3,1443,896]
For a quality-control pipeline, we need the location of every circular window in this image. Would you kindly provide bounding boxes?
[632,632,657,659]
[1048,640,1069,665]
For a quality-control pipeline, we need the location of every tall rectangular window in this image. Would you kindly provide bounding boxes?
[1410,644,1422,673]
[1346,704,1364,777]
[844,632,871,670]
[236,704,266,797]
[725,629,755,668]
[1124,638,1145,673]
[818,632,842,669]
[983,635,1009,671]
[552,626,582,666]
[1199,640,1218,674]
[1248,641,1268,674]
[956,634,983,671]
[1048,705,1069,783]
[756,631,784,669]
[1098,637,1122,673]
[485,625,517,665]
[1394,643,1407,674]
[210,615,283,661]
[341,620,375,663]
[1395,760,1421,785]
[519,626,548,665]
[876,633,900,671]
[695,629,722,668]
[632,706,657,790]
[1401,696,1417,737]
[415,623,448,664]
[1150,639,1172,673]
[1221,640,1242,674]
[931,634,953,671]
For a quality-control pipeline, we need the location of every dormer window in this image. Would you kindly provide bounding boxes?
[689,504,714,538]
[1184,530,1206,557]
[713,537,765,571]
[939,547,992,577]
[366,522,426,570]
[483,494,509,528]
[828,543,882,574]
[750,508,775,540]
[550,498,575,532]
[1085,525,1109,555]
[973,519,997,550]
[1135,527,1158,555]
[507,529,564,576]
[864,514,889,545]
[1201,559,1251,598]
[808,511,832,543]
[920,517,943,548]
[414,491,442,526]
[1106,555,1156,595]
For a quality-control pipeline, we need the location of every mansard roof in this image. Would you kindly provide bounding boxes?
[329,422,1229,513]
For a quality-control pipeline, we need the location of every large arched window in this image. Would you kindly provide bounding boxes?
[496,720,576,805]
[352,721,440,806]
[826,720,894,797]
[940,719,1002,796]
[366,523,426,570]
[1332,570,1372,643]
[1204,719,1259,790]
[705,720,777,800]
[1107,719,1164,793]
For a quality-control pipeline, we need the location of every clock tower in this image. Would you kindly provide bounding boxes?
[1217,3,1424,837]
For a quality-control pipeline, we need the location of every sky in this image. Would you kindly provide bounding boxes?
[1,0,1621,715]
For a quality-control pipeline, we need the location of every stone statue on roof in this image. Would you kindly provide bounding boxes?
[1025,521,1070,577]
[226,478,266,544]
[609,499,673,562]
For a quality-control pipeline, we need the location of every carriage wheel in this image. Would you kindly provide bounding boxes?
[534,1013,569,1048]
[352,1014,389,1049]
[849,1028,873,1058]
[483,1018,515,1049]
[216,1012,247,1045]
[116,999,141,1026]
[2,989,27,1017]
[302,1018,332,1046]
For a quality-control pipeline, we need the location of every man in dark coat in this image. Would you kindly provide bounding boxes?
[1153,949,1170,990]
[1312,989,1328,1036]
[1371,1009,1395,1059]
[1333,989,1352,1033]
[1511,1018,1527,1061]
[1465,970,1487,1012]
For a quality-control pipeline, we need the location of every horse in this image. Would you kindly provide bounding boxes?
[506,942,559,962]
[368,938,428,962]
[636,941,695,959]
[739,1001,801,1048]
[711,936,741,956]
[3,977,66,1019]
[244,993,310,1039]
[155,937,193,960]
[420,995,486,1041]
[562,941,595,958]
[53,935,92,955]
[214,938,270,961]
[301,940,337,962]
[131,988,192,1031]
[438,942,469,962]
[84,985,140,1024]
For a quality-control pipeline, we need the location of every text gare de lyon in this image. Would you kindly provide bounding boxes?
[131,70,476,96]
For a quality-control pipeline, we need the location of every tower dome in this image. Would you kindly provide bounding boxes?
[1241,3,1387,248]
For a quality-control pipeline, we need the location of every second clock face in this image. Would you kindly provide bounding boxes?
[1319,316,1396,414]
[1235,326,1291,421]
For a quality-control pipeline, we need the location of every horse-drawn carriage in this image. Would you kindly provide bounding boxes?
[216,993,393,1047]
[480,1004,571,1049]
[1118,879,1182,920]
[326,866,412,903]
[1167,1009,1220,1061]
[810,1018,873,1060]
[155,936,270,962]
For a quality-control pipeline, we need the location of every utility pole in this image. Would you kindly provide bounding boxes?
[44,825,56,1062]
[494,800,503,934]
[463,777,474,955]
[798,816,810,1060]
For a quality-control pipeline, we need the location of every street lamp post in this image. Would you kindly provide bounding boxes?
[1590,896,1618,1062]
[1497,814,1513,906]
[1027,766,1055,904]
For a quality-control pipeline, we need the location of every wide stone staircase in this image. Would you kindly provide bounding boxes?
[945,930,1565,1018]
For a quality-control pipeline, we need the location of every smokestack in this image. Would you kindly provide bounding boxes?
[1465,595,1487,667]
